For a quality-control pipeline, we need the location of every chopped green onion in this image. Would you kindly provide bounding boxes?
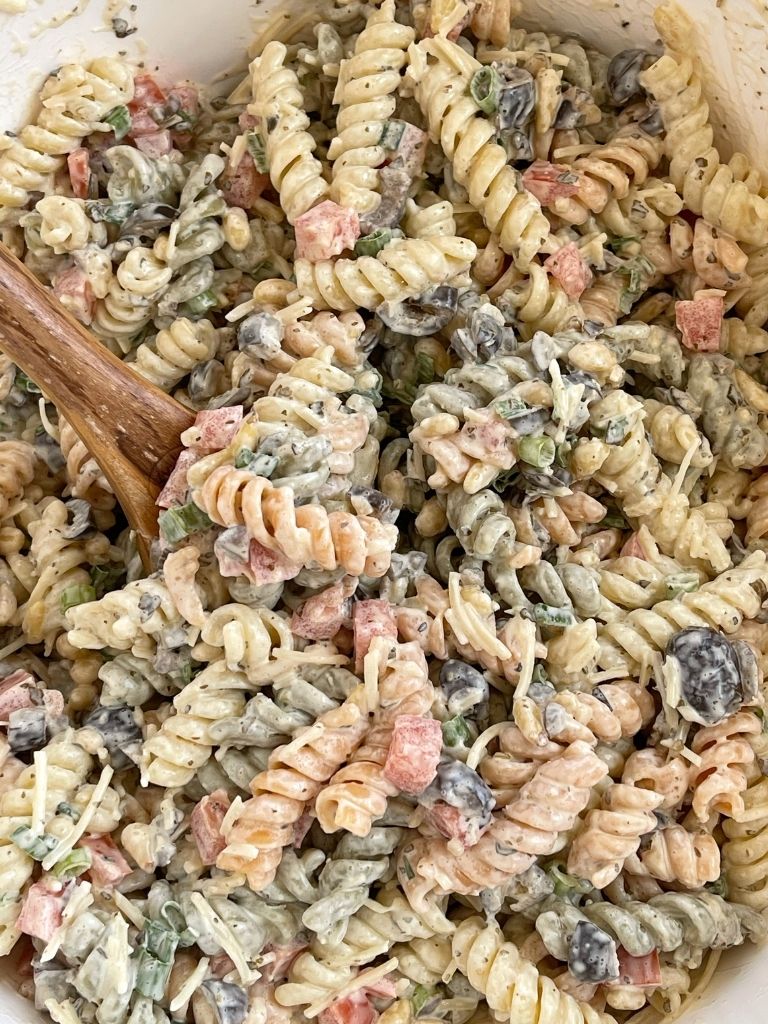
[411,985,432,1016]
[518,435,556,469]
[180,290,217,317]
[414,353,436,388]
[90,564,124,598]
[11,826,58,861]
[548,862,592,899]
[379,120,406,149]
[555,440,572,468]
[51,848,92,879]
[618,255,655,314]
[531,664,550,687]
[494,396,529,420]
[159,502,213,544]
[60,584,96,614]
[56,802,80,821]
[491,467,519,494]
[401,855,415,880]
[665,572,699,599]
[604,415,630,445]
[600,510,627,529]
[442,715,471,747]
[706,875,729,898]
[245,131,268,173]
[135,921,180,1000]
[104,105,132,141]
[355,229,396,258]
[607,235,639,254]
[532,604,575,627]
[160,902,197,947]
[470,67,501,114]
[234,447,256,469]
[14,371,41,395]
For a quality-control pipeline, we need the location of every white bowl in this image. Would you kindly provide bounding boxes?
[1,0,767,1021]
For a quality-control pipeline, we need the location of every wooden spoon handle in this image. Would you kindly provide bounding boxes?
[0,244,195,543]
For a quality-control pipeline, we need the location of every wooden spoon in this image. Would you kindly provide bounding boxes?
[0,244,195,567]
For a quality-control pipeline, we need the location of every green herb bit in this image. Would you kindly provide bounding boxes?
[401,855,415,880]
[411,985,433,1016]
[442,715,471,747]
[134,948,175,1001]
[518,435,556,469]
[14,371,41,395]
[379,120,406,149]
[11,826,58,861]
[104,105,132,141]
[60,584,96,614]
[90,564,125,598]
[706,875,729,898]
[86,200,136,225]
[234,447,256,469]
[159,502,213,545]
[532,604,575,627]
[548,862,593,899]
[355,229,397,258]
[665,571,699,599]
[245,131,268,173]
[56,802,80,821]
[603,415,630,445]
[414,353,436,388]
[470,66,501,114]
[51,848,92,879]
[494,396,529,420]
[600,510,627,529]
[180,290,217,317]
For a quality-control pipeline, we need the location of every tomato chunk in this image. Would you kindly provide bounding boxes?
[675,294,724,352]
[156,449,199,509]
[319,992,377,1024]
[294,200,360,261]
[17,879,65,942]
[291,580,354,641]
[222,155,270,210]
[191,790,230,865]
[80,835,132,889]
[544,242,593,300]
[522,161,580,204]
[67,149,91,199]
[614,948,662,988]
[353,600,397,673]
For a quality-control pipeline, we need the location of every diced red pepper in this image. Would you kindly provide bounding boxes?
[522,161,580,205]
[246,540,301,586]
[426,802,478,850]
[53,266,95,325]
[17,880,65,942]
[291,580,353,641]
[168,84,199,120]
[129,75,166,114]
[614,948,662,988]
[319,992,378,1024]
[544,242,593,300]
[191,789,231,866]
[353,600,397,674]
[67,149,91,199]
[135,131,173,158]
[80,835,132,889]
[222,154,270,210]
[191,407,243,452]
[383,716,442,794]
[129,109,162,138]
[294,201,360,261]
[157,449,199,509]
[675,295,724,352]
[238,111,260,132]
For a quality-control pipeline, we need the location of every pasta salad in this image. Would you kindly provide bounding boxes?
[0,1,768,1023]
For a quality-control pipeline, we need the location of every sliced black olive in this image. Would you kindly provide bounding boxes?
[497,67,536,130]
[189,360,227,402]
[568,920,620,983]
[138,593,162,622]
[360,166,411,232]
[607,49,653,105]
[665,626,744,725]
[83,704,142,753]
[432,759,494,824]
[60,499,93,539]
[201,981,248,1024]
[377,286,459,337]
[215,525,252,564]
[638,103,664,136]
[348,485,397,523]
[452,308,505,364]
[237,311,284,359]
[8,707,47,753]
[119,203,177,241]
[440,659,489,714]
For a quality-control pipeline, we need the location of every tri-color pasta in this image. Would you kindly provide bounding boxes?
[0,2,768,1024]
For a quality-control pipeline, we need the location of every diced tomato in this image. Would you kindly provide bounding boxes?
[294,200,360,261]
[246,540,301,586]
[544,242,593,300]
[613,948,662,988]
[261,939,309,983]
[620,532,648,559]
[135,131,173,158]
[129,109,162,138]
[0,670,36,722]
[222,154,270,211]
[41,689,64,718]
[522,161,580,205]
[67,149,91,199]
[17,879,65,942]
[675,295,724,352]
[353,600,397,673]
[80,835,132,889]
[53,266,95,325]
[191,789,230,866]
[383,716,442,794]
[157,449,199,509]
[291,580,354,641]
[129,75,166,114]
[319,992,377,1024]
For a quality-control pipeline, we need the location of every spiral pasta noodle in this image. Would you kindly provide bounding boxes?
[689,711,762,823]
[0,441,36,520]
[133,317,219,391]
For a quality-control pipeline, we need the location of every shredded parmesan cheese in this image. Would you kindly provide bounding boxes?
[42,765,114,870]
[41,882,94,963]
[189,892,257,986]
[220,796,244,839]
[170,955,210,1014]
[30,748,48,837]
[44,1000,81,1024]
[305,958,399,1017]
